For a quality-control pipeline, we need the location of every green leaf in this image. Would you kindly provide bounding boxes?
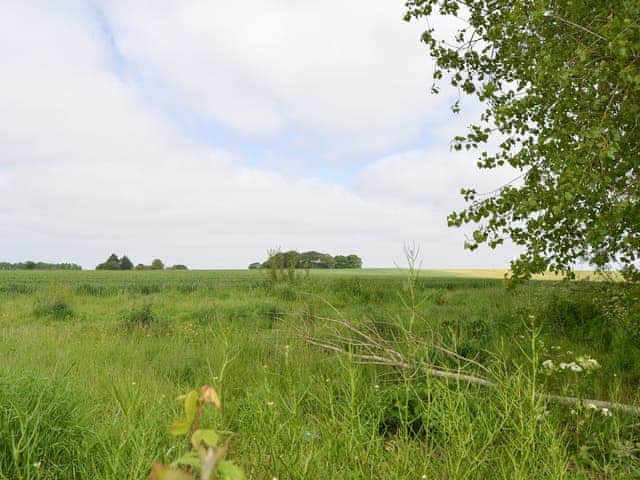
[191,429,219,449]
[171,451,201,469]
[183,390,200,424]
[150,463,193,480]
[216,460,246,480]
[169,419,191,436]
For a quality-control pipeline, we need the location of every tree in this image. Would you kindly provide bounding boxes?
[151,259,165,270]
[405,0,640,281]
[96,253,121,270]
[334,255,349,268]
[346,254,363,269]
[119,255,134,270]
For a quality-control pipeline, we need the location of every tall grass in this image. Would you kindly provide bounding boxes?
[0,270,639,478]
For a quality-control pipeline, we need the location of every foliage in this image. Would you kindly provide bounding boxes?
[405,0,640,281]
[0,261,82,270]
[97,254,124,270]
[122,303,159,329]
[0,373,90,479]
[169,265,189,270]
[119,256,134,270]
[151,386,245,480]
[2,269,640,477]
[33,297,74,320]
[256,250,362,269]
[152,259,166,270]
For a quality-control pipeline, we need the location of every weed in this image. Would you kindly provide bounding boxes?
[33,297,74,320]
[122,303,159,329]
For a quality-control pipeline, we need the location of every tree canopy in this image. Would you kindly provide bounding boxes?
[251,251,363,269]
[151,259,165,270]
[405,0,640,281]
[96,255,177,271]
[0,261,82,270]
[96,254,122,270]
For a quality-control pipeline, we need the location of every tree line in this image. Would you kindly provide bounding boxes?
[249,250,362,270]
[96,254,187,271]
[0,261,82,270]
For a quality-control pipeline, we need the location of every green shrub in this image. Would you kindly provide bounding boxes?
[33,297,74,320]
[122,304,158,329]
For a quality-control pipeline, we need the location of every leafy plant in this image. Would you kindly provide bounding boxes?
[405,0,640,281]
[151,386,245,480]
[33,297,74,320]
[123,303,159,329]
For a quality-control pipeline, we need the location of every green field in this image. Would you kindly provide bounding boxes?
[1,269,639,479]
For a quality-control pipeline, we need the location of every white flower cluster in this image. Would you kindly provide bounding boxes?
[541,355,600,374]
[587,403,613,417]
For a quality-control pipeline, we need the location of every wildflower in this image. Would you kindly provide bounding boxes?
[374,384,380,390]
[33,461,41,469]
[588,403,598,410]
[570,409,577,416]
[267,401,275,407]
[601,408,612,417]
[576,355,600,372]
[569,363,583,372]
[542,359,555,370]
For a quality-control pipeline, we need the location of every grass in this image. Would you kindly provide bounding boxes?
[0,269,639,478]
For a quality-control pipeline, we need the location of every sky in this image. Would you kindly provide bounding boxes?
[0,0,522,269]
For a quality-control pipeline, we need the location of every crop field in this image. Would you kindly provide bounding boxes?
[1,269,640,479]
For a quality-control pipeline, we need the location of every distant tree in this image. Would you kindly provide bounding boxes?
[135,264,149,270]
[0,261,81,270]
[334,255,348,268]
[169,264,188,270]
[346,254,363,269]
[255,250,362,270]
[96,253,121,270]
[119,255,134,270]
[151,259,165,270]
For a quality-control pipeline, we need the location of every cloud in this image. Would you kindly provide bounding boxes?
[0,1,521,269]
[95,0,453,159]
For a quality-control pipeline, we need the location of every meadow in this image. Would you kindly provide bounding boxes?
[1,268,639,479]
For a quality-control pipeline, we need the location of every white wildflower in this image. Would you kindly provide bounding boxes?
[577,355,600,371]
[601,408,612,417]
[570,363,583,372]
[588,403,598,410]
[542,359,555,369]
[33,462,41,469]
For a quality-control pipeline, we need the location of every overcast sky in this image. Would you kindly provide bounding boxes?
[0,0,522,269]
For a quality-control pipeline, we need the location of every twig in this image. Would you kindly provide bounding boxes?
[307,333,640,416]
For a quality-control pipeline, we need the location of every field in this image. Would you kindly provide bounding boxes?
[1,269,640,479]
